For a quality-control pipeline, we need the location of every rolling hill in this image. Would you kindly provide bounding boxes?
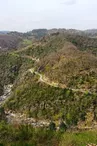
[0,34,22,51]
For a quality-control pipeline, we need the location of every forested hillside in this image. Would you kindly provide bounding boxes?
[0,32,97,146]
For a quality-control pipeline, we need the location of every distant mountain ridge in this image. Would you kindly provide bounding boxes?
[0,28,97,51]
[85,29,97,34]
[0,28,97,38]
[0,31,10,34]
[22,28,97,39]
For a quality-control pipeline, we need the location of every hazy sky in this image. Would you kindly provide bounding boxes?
[0,0,97,32]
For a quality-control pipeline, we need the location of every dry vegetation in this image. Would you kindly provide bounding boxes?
[0,34,22,51]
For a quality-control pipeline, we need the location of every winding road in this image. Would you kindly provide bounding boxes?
[12,47,95,94]
[21,55,93,94]
[0,52,96,130]
[21,55,40,62]
[28,68,93,94]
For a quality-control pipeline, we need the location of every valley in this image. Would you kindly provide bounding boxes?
[0,29,97,146]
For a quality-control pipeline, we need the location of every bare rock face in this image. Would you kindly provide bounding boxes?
[0,84,13,106]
